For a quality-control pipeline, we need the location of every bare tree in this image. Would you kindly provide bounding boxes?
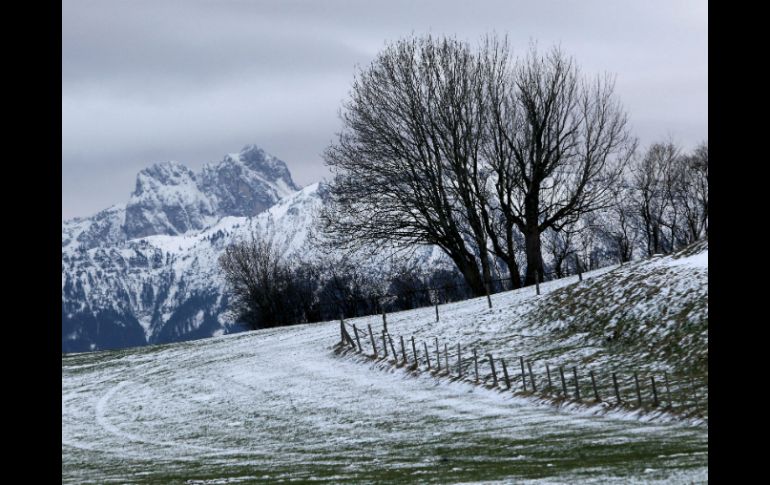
[321,35,494,296]
[219,231,323,329]
[542,226,575,278]
[219,232,288,329]
[478,34,525,288]
[631,141,681,256]
[323,34,634,291]
[678,141,708,243]
[594,177,639,263]
[486,43,635,284]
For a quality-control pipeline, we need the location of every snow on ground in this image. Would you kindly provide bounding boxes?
[63,248,708,483]
[338,243,708,424]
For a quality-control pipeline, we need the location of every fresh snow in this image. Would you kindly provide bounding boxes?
[63,246,708,483]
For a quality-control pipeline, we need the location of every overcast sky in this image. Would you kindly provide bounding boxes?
[62,0,707,220]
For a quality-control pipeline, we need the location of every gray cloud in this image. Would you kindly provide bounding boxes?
[62,0,707,220]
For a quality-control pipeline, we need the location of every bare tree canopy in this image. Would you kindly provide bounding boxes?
[629,140,708,256]
[321,35,494,296]
[322,34,636,291]
[219,231,294,329]
[486,42,635,283]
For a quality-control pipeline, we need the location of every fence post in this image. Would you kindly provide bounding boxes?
[400,335,408,365]
[435,338,441,371]
[436,303,440,323]
[559,366,568,398]
[612,372,621,404]
[457,343,462,377]
[590,371,600,402]
[520,357,528,392]
[368,324,377,357]
[473,349,479,382]
[572,367,580,400]
[501,358,511,390]
[546,364,553,392]
[340,318,345,345]
[575,254,583,282]
[650,376,659,407]
[411,336,418,366]
[341,322,355,349]
[487,354,498,387]
[634,372,642,407]
[353,324,362,352]
[382,305,387,333]
[388,334,397,362]
[485,283,492,309]
[444,344,449,375]
[381,331,388,358]
[424,342,431,369]
[664,372,673,408]
[527,361,537,392]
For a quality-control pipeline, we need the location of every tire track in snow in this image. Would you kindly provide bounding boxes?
[95,380,228,455]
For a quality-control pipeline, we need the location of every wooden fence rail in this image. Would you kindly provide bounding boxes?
[337,321,706,419]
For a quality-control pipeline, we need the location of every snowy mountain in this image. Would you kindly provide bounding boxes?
[198,144,299,218]
[62,145,310,352]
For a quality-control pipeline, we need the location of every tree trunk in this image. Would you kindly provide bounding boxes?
[478,243,492,290]
[450,252,487,297]
[504,257,522,289]
[523,228,544,286]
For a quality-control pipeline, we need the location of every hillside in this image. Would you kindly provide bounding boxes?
[62,243,708,483]
[336,240,708,422]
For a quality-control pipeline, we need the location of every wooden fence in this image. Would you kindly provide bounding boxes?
[337,319,707,419]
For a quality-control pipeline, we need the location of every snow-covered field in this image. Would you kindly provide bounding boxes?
[62,247,708,484]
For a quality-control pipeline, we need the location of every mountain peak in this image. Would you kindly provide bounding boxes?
[134,161,196,191]
[199,144,299,218]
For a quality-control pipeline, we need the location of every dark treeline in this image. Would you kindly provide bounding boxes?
[219,233,478,330]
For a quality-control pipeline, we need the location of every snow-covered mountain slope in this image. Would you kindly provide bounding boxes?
[62,255,708,484]
[62,181,323,353]
[62,144,306,352]
[62,204,127,250]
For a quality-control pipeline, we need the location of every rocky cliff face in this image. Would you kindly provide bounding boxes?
[122,146,300,239]
[124,161,217,238]
[198,145,299,218]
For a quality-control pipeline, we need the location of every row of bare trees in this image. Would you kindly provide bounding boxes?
[219,232,471,330]
[548,140,709,272]
[321,34,637,296]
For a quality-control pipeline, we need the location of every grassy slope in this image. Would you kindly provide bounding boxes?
[62,241,708,484]
[337,240,708,422]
